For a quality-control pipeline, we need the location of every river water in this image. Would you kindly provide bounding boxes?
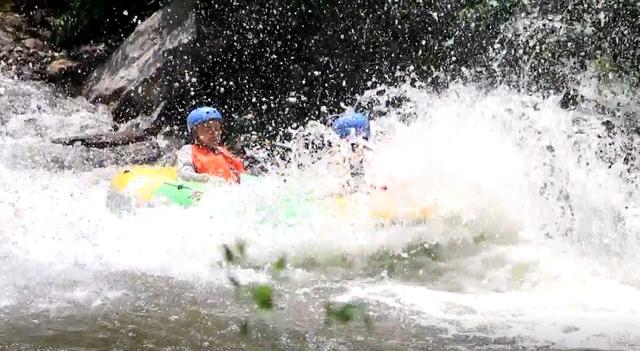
[1,75,639,350]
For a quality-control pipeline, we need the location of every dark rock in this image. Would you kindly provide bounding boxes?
[0,31,12,48]
[22,37,44,51]
[53,103,167,148]
[43,17,55,27]
[0,14,21,47]
[0,10,107,95]
[70,0,637,150]
[73,0,453,148]
[560,89,583,110]
[44,57,95,96]
[30,10,44,26]
[52,129,151,148]
[174,0,452,142]
[46,59,82,81]
[0,12,55,85]
[0,13,25,32]
[39,30,53,40]
[83,0,196,130]
[69,43,108,66]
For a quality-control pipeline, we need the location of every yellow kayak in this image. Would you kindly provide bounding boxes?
[329,190,435,224]
[109,166,435,223]
[111,166,180,204]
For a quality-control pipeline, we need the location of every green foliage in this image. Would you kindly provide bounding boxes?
[218,241,378,338]
[222,240,247,265]
[223,244,236,264]
[250,284,274,311]
[221,242,275,312]
[324,302,372,330]
[271,255,287,279]
[0,0,12,12]
[273,256,286,272]
[368,241,441,278]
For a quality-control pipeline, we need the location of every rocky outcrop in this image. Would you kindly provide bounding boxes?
[51,0,198,148]
[22,37,44,51]
[46,58,81,79]
[68,44,108,66]
[83,0,196,127]
[50,0,640,152]
[57,0,457,148]
[0,26,12,48]
[0,11,104,91]
[0,13,50,80]
[187,0,462,144]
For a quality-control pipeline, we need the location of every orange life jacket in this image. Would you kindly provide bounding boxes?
[191,144,246,183]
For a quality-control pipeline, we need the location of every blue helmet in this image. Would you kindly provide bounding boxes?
[187,107,222,131]
[331,111,370,140]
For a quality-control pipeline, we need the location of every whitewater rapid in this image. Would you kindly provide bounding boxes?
[1,76,639,349]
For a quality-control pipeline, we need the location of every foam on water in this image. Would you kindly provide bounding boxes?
[1,76,640,348]
[339,84,640,348]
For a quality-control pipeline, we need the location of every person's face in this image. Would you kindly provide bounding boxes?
[349,141,366,164]
[193,120,222,149]
[343,132,367,155]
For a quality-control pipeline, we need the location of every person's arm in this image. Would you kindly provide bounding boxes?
[228,155,246,174]
[176,145,210,182]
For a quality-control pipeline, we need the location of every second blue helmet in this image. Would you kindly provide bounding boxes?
[331,111,371,140]
[187,107,222,131]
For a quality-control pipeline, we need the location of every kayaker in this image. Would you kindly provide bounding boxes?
[176,107,246,183]
[325,110,375,193]
[331,111,390,194]
[331,110,371,178]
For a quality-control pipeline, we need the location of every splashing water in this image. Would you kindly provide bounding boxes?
[1,76,640,349]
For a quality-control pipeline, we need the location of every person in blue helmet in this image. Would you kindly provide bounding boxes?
[175,107,246,183]
[332,111,371,143]
[331,110,371,179]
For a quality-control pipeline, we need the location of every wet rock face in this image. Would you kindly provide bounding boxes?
[0,13,35,78]
[83,0,197,129]
[0,12,95,89]
[22,37,45,51]
[46,58,81,80]
[69,44,108,66]
[0,28,12,48]
[190,0,446,141]
[64,0,640,150]
[78,0,451,147]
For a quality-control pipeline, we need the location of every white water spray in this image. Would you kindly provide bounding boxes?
[1,76,640,349]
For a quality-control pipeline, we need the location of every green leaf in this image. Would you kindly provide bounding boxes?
[333,303,357,323]
[235,240,246,259]
[274,255,287,272]
[223,244,235,263]
[324,301,372,328]
[250,284,274,310]
[0,0,12,12]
